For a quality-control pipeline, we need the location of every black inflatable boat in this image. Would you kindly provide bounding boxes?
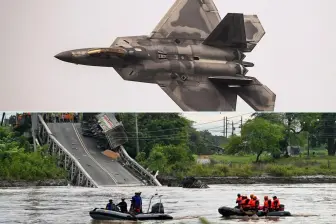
[90,194,173,221]
[89,208,173,220]
[218,205,291,217]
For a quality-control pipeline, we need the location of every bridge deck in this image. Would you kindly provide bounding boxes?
[47,123,142,186]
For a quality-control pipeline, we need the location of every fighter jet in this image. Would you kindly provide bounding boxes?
[55,0,276,111]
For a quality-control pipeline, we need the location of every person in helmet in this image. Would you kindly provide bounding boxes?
[252,195,260,211]
[240,196,251,211]
[236,194,243,208]
[248,195,256,210]
[131,192,142,214]
[106,199,117,211]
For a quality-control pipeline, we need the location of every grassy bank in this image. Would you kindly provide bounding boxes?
[187,154,336,177]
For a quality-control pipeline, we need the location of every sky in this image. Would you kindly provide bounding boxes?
[1,0,336,112]
[1,111,252,136]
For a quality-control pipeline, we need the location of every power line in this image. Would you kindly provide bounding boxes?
[124,115,336,140]
[122,112,253,134]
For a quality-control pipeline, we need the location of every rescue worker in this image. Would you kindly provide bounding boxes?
[252,195,260,211]
[131,192,142,214]
[240,197,251,211]
[117,198,128,213]
[106,199,117,211]
[240,195,247,209]
[249,194,254,200]
[248,195,256,211]
[271,196,280,211]
[138,192,143,213]
[263,196,271,212]
[236,194,243,208]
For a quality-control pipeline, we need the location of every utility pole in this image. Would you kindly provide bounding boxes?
[225,117,228,138]
[241,116,243,129]
[232,121,234,136]
[223,116,226,137]
[31,113,38,152]
[135,113,140,156]
[1,112,5,126]
[307,134,310,156]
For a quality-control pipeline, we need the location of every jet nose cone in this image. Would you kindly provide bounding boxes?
[54,51,73,62]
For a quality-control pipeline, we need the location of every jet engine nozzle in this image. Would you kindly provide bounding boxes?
[242,61,254,68]
[235,64,249,75]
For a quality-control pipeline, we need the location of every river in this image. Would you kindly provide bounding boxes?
[0,184,335,224]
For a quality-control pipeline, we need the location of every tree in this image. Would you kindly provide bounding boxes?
[252,113,284,125]
[242,118,285,162]
[146,144,194,176]
[187,128,207,155]
[225,135,245,155]
[116,113,225,158]
[116,113,191,157]
[317,113,336,155]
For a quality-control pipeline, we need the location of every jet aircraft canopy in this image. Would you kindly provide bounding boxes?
[87,47,127,58]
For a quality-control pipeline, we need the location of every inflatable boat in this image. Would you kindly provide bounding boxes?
[218,205,291,217]
[90,194,173,221]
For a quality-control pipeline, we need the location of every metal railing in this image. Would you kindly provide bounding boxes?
[94,113,162,186]
[37,115,98,188]
[118,145,162,186]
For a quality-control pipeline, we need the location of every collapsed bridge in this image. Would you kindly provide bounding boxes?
[33,113,161,188]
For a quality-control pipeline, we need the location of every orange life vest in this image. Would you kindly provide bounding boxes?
[236,196,243,205]
[249,199,256,207]
[242,199,251,209]
[271,199,280,209]
[264,200,269,208]
[241,199,246,207]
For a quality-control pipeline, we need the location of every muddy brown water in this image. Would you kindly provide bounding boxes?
[0,184,335,224]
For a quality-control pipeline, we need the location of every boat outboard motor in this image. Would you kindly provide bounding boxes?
[279,204,285,211]
[151,203,164,214]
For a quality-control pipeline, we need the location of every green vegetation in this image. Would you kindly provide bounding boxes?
[117,113,336,178]
[187,154,336,177]
[0,126,66,181]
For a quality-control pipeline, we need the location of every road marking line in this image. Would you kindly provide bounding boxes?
[72,124,119,185]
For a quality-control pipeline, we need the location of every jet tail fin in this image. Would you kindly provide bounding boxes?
[202,13,265,52]
[234,77,276,111]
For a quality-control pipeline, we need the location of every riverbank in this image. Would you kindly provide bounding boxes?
[0,179,68,188]
[157,175,336,186]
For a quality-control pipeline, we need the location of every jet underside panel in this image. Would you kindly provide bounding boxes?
[150,0,221,40]
[158,74,237,111]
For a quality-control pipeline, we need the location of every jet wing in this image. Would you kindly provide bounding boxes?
[158,74,238,111]
[150,0,221,40]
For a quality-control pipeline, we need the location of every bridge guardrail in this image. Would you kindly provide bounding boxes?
[37,114,98,188]
[95,113,161,186]
[118,145,161,186]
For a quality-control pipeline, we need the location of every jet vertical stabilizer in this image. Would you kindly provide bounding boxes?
[202,13,265,52]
